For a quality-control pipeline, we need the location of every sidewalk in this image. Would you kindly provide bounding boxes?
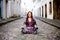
[39,18,60,29]
[0,17,21,26]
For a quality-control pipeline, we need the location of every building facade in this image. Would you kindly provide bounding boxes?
[0,0,60,20]
[33,0,60,20]
[0,0,21,19]
[33,0,53,19]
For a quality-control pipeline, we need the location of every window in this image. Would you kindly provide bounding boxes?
[42,6,43,17]
[49,2,52,14]
[45,4,47,18]
[6,0,8,4]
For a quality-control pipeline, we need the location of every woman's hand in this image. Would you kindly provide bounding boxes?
[35,25,37,28]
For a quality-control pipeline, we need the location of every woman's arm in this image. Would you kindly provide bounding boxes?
[34,20,37,27]
[34,20,37,25]
[23,22,26,27]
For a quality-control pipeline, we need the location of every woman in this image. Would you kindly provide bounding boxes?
[22,11,38,34]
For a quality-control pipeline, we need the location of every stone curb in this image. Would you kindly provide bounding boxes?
[39,19,60,29]
[36,18,60,29]
[0,17,22,26]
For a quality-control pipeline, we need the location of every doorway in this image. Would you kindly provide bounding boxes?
[45,4,47,18]
[42,6,43,17]
[0,7,1,18]
[53,0,60,20]
[0,0,2,19]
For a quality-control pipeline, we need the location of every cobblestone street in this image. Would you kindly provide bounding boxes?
[0,18,60,40]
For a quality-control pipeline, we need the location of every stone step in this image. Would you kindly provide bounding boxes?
[39,18,60,29]
[0,17,21,26]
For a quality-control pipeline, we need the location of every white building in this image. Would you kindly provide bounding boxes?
[0,0,60,20]
[33,0,53,19]
[0,0,21,19]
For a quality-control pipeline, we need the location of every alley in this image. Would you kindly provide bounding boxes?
[0,18,60,40]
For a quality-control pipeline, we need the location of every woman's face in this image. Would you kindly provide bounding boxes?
[28,12,32,18]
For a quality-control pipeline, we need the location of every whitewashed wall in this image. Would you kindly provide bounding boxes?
[12,0,21,15]
[1,0,53,19]
[7,1,11,18]
[6,0,21,18]
[34,0,53,19]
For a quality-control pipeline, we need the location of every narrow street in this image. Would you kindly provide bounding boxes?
[0,18,60,40]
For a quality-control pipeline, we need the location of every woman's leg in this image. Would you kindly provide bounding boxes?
[21,27,28,33]
[33,27,38,34]
[27,27,33,33]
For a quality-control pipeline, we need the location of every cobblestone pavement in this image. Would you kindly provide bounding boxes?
[0,18,60,40]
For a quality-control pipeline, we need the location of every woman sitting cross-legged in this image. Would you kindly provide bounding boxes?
[21,11,38,34]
